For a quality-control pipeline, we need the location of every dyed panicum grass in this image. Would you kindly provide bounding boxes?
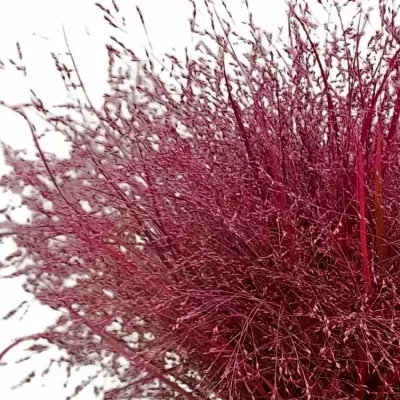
[2,0,400,398]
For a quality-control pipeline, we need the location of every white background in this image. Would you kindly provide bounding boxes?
[0,0,293,398]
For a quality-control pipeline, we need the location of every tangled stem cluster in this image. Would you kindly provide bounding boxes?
[2,0,400,398]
